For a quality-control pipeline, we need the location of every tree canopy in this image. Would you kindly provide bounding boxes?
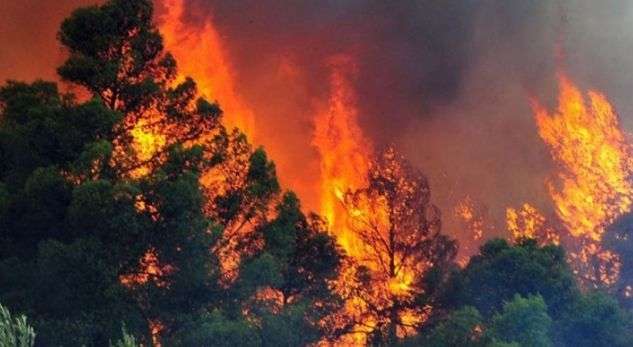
[1,0,633,346]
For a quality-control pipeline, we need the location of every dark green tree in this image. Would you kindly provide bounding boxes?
[410,306,485,347]
[604,212,633,308]
[0,0,273,345]
[163,310,259,347]
[0,0,345,345]
[58,0,221,176]
[556,291,633,347]
[487,294,552,347]
[444,238,578,319]
[0,81,119,256]
[236,192,343,345]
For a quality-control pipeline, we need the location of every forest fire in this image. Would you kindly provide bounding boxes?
[533,74,633,242]
[312,59,447,343]
[6,0,633,346]
[156,4,432,339]
[506,203,559,245]
[159,0,255,138]
[312,57,372,261]
[532,73,633,285]
[134,2,633,341]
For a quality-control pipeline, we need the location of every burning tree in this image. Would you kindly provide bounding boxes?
[532,73,633,288]
[339,146,457,344]
[58,0,223,177]
[0,0,294,344]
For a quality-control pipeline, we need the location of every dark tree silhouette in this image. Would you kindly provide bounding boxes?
[58,0,222,177]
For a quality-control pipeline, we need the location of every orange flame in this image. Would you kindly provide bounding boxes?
[533,73,631,286]
[312,57,372,259]
[159,0,255,138]
[506,203,559,245]
[312,59,378,343]
[128,0,257,177]
[313,58,424,342]
[533,73,633,242]
[119,249,172,287]
[454,196,488,266]
[455,196,485,241]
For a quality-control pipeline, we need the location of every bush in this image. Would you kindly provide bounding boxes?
[0,303,35,347]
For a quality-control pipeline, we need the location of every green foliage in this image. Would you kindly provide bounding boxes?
[29,237,143,346]
[0,79,121,260]
[237,192,343,343]
[0,81,119,186]
[556,291,633,347]
[259,303,321,347]
[604,212,633,308]
[214,147,280,227]
[0,183,7,220]
[110,325,138,347]
[164,310,259,347]
[0,303,35,347]
[487,294,552,347]
[5,0,633,345]
[486,341,519,347]
[58,0,170,114]
[417,240,633,347]
[2,0,334,345]
[446,238,577,318]
[57,0,220,176]
[421,306,485,347]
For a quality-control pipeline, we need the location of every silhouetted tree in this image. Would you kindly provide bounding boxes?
[0,0,287,345]
[444,238,578,319]
[58,0,221,176]
[409,306,485,347]
[237,192,343,344]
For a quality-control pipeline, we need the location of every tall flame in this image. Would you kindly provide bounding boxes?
[159,0,255,138]
[313,57,372,258]
[533,73,633,242]
[533,73,632,286]
[313,59,423,342]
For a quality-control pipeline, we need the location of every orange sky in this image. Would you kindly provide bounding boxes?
[0,0,97,83]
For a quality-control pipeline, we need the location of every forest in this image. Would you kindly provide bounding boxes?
[2,0,633,346]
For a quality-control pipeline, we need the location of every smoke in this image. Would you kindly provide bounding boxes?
[3,0,633,243]
[163,1,633,239]
[0,0,97,83]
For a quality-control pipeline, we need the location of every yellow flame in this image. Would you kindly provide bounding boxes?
[159,0,255,138]
[533,73,630,286]
[533,74,633,242]
[506,203,559,244]
[312,58,372,258]
[313,59,424,343]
